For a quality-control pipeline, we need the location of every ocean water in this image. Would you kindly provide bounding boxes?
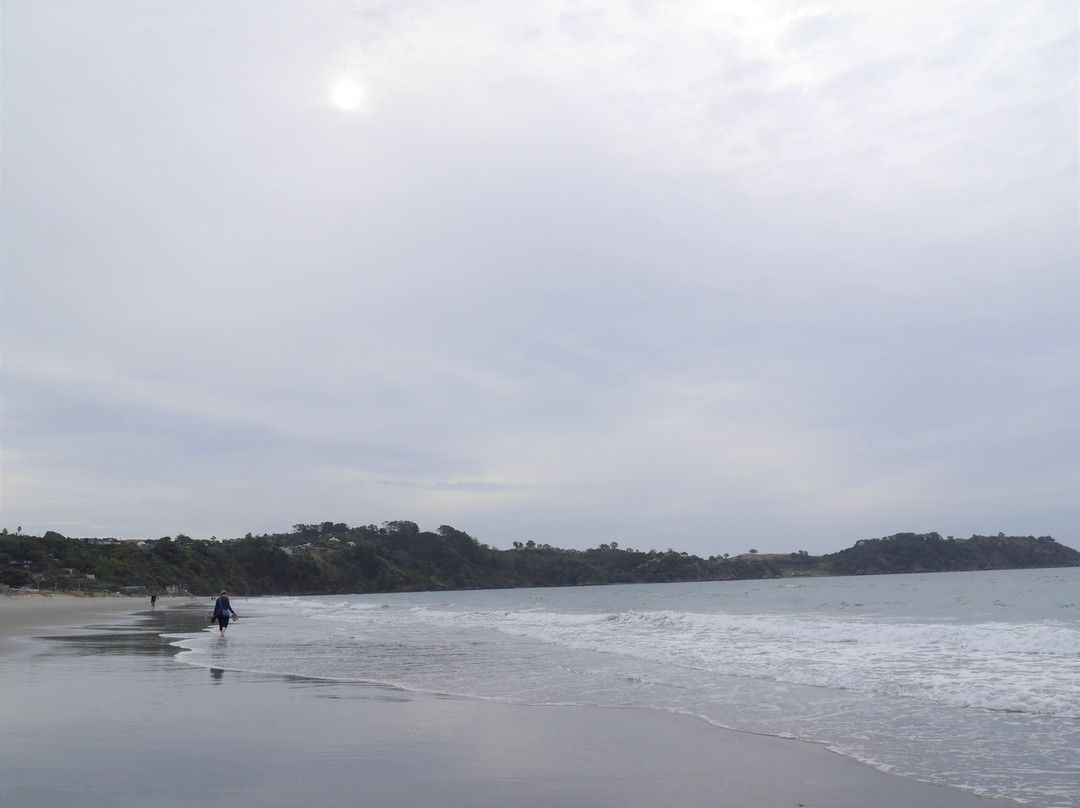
[170,568,1080,807]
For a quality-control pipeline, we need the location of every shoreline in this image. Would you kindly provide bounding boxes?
[0,595,1021,808]
[0,592,194,652]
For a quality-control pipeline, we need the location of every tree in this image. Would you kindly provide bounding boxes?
[1,567,34,587]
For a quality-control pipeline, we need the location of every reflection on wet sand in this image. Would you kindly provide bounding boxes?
[39,604,214,660]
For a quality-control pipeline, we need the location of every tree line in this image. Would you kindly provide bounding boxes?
[1,524,1076,596]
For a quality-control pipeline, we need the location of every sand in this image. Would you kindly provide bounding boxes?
[0,592,189,646]
[0,594,1020,808]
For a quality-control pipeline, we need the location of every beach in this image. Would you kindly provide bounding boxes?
[0,593,1028,808]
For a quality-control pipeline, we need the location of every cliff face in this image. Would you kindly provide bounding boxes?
[823,533,1080,576]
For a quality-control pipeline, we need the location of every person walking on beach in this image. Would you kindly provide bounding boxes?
[212,590,239,636]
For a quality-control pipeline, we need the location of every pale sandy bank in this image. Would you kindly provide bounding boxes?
[0,592,189,651]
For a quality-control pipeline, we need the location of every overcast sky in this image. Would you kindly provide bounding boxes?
[2,0,1077,555]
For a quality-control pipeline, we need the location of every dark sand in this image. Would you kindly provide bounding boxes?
[0,596,1020,808]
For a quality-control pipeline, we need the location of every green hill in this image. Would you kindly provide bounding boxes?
[1,524,1076,597]
[822,532,1080,575]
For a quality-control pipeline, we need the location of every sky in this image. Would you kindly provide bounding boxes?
[2,0,1077,556]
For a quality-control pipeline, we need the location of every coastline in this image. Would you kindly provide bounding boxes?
[0,592,192,656]
[0,595,1021,808]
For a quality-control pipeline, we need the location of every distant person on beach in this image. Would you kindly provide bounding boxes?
[150,595,157,609]
[212,590,239,636]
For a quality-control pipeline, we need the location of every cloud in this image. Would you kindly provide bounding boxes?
[2,0,1076,553]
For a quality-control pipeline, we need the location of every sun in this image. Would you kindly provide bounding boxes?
[331,79,364,112]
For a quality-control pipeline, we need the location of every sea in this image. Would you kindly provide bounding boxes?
[169,567,1080,807]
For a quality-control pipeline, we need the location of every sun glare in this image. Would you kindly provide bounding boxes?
[331,79,364,112]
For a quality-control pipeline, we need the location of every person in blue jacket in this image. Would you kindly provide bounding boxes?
[212,590,239,636]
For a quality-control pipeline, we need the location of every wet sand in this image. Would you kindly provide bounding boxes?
[0,593,189,647]
[0,595,1019,808]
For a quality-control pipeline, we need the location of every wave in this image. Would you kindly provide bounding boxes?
[175,593,1080,719]
[395,605,1080,718]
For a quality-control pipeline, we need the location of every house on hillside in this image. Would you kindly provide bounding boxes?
[284,544,313,555]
